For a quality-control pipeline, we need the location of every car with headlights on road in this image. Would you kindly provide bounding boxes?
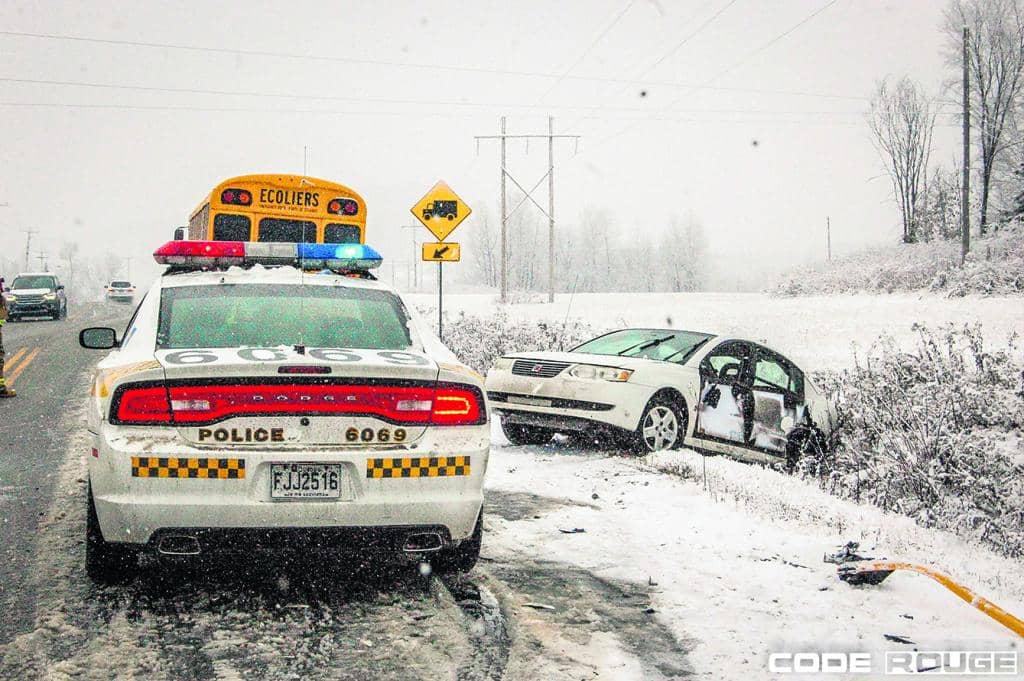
[4,272,67,321]
[78,240,488,583]
[485,328,836,467]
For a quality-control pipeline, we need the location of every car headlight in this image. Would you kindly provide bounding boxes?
[43,292,57,300]
[568,364,633,382]
[492,357,514,370]
[4,295,15,303]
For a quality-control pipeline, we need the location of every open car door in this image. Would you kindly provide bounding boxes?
[694,341,754,445]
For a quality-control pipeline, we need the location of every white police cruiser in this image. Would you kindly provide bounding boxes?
[80,241,488,583]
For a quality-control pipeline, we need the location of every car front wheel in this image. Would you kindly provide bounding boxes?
[500,420,556,446]
[634,396,686,453]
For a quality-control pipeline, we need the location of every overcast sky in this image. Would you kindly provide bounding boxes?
[0,0,955,290]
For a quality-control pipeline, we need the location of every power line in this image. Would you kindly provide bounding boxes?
[577,0,845,155]
[564,0,740,130]
[0,76,884,114]
[0,101,965,126]
[0,28,868,102]
[535,0,636,103]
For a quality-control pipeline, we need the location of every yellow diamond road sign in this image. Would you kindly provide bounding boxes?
[422,242,461,262]
[411,180,472,241]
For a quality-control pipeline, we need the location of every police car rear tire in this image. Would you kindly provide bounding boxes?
[433,510,482,574]
[86,482,136,585]
[500,420,555,446]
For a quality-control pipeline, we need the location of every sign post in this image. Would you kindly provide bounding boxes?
[410,181,472,341]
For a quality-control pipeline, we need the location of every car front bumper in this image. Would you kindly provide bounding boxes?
[485,368,651,432]
[9,302,59,316]
[89,424,489,548]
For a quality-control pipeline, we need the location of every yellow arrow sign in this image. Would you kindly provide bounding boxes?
[410,180,472,241]
[422,242,461,262]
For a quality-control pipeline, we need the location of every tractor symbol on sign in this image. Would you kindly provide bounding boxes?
[422,200,458,221]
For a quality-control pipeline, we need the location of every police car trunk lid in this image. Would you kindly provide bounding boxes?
[155,348,440,448]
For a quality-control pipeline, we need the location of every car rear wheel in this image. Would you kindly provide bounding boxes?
[433,511,482,574]
[785,427,828,473]
[634,396,686,453]
[86,482,137,585]
[500,420,556,446]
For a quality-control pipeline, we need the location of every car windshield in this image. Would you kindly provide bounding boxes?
[110,281,132,288]
[12,275,56,290]
[156,284,413,350]
[572,329,713,362]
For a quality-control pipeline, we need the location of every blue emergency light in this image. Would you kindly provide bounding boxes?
[154,240,383,272]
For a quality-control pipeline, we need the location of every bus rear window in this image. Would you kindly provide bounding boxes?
[258,218,316,243]
[324,224,361,244]
[213,214,251,241]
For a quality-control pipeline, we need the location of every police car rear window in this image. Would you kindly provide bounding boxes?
[156,285,412,350]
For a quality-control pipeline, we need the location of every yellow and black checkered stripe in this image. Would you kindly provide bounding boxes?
[366,456,471,479]
[131,456,245,479]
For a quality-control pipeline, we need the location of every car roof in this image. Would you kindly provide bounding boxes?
[14,272,57,277]
[156,264,393,292]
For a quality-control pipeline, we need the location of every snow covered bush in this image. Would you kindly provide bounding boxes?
[772,224,1024,297]
[423,309,599,374]
[807,325,1024,557]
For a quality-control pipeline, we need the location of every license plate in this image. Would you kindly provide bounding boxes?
[507,395,552,407]
[270,463,342,499]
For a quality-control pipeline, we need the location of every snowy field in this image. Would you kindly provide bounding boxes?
[408,291,1024,370]
[484,431,1024,680]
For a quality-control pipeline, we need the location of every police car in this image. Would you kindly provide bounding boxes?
[79,241,488,583]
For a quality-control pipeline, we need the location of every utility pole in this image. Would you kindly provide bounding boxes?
[35,252,48,270]
[400,225,419,290]
[21,228,37,271]
[961,26,971,266]
[475,116,580,303]
[826,216,831,262]
[125,256,133,280]
[548,116,556,302]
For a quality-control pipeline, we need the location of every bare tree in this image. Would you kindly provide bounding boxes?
[946,0,1024,234]
[59,241,79,288]
[868,77,937,243]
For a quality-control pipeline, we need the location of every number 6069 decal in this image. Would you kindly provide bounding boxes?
[346,427,407,443]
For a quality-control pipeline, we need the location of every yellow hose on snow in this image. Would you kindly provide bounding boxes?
[849,560,1024,638]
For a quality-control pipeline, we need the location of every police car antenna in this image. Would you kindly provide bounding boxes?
[557,274,579,351]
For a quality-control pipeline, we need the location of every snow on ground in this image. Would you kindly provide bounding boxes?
[408,291,1024,370]
[483,427,1024,680]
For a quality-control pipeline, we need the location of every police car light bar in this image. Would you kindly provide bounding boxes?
[153,241,383,271]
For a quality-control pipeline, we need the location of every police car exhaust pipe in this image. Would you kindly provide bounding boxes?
[403,532,443,553]
[157,535,201,556]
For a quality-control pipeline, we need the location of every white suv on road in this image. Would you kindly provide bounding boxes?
[79,241,488,583]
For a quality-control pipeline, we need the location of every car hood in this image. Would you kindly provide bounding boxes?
[502,350,655,370]
[10,288,54,296]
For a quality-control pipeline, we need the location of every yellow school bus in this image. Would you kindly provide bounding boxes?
[188,174,367,243]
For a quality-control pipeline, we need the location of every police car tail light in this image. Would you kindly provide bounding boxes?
[114,385,173,424]
[153,240,246,266]
[430,386,483,426]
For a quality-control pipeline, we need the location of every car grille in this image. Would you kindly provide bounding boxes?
[511,359,571,378]
[17,294,45,305]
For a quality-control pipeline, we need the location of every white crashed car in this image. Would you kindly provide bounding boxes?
[79,241,488,583]
[485,328,836,466]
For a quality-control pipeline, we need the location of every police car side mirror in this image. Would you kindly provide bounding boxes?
[173,226,186,241]
[80,327,119,350]
[1,286,8,293]
[56,284,64,291]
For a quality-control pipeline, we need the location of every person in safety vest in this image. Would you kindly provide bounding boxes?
[0,277,15,398]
